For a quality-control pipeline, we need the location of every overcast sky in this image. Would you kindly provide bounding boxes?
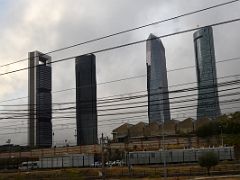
[0,0,239,146]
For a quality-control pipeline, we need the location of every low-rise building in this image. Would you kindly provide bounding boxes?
[177,118,194,134]
[112,123,132,142]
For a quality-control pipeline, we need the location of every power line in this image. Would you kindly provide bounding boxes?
[0,19,239,133]
[1,0,238,68]
[0,62,240,106]
[1,85,239,115]
[0,77,239,112]
[22,56,240,96]
[0,90,239,132]
[0,79,238,127]
[1,103,240,131]
[0,81,239,128]
[1,106,239,137]
[0,104,239,137]
[0,18,240,78]
[50,98,240,118]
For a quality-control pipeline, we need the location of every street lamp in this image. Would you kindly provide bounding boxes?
[6,139,11,159]
[219,126,223,147]
[65,139,68,147]
[52,131,54,148]
[74,129,77,145]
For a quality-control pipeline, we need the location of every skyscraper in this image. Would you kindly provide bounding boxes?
[28,51,52,148]
[193,26,221,119]
[75,54,97,145]
[146,34,171,124]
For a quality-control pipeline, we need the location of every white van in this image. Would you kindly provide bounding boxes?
[19,161,39,170]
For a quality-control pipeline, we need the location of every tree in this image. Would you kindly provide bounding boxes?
[196,122,219,137]
[109,149,122,161]
[198,151,219,175]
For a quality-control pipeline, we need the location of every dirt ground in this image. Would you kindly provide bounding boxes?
[0,163,239,180]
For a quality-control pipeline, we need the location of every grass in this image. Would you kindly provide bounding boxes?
[0,162,239,179]
[0,169,95,180]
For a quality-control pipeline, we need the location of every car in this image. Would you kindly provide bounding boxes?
[111,160,124,166]
[19,161,39,170]
[105,161,113,167]
[90,161,102,167]
[115,160,121,166]
[116,160,125,166]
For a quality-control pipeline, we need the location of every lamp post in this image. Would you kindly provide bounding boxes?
[65,139,68,147]
[52,131,54,148]
[6,139,11,169]
[74,129,77,145]
[219,126,223,147]
[6,139,11,158]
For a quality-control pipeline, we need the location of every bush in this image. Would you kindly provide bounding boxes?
[196,112,240,138]
[198,151,219,175]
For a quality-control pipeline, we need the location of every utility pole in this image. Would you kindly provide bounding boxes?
[159,86,167,179]
[161,121,167,180]
[127,124,131,174]
[6,139,11,169]
[101,133,105,180]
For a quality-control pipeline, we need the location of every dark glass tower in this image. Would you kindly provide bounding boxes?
[146,34,171,124]
[28,51,52,148]
[193,26,221,119]
[75,54,97,145]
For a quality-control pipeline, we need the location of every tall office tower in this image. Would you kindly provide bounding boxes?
[146,34,171,124]
[75,54,97,145]
[193,26,221,119]
[28,51,52,148]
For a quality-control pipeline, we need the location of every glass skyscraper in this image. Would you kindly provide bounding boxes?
[75,54,97,145]
[28,51,52,148]
[146,34,171,124]
[193,26,221,119]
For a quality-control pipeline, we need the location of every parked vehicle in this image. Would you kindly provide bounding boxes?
[105,161,112,167]
[109,160,125,166]
[19,161,39,170]
[91,161,102,167]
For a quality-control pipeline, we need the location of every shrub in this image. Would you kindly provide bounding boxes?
[198,151,219,175]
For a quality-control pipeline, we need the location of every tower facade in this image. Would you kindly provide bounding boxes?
[193,26,221,119]
[146,34,171,124]
[75,54,97,145]
[28,51,52,148]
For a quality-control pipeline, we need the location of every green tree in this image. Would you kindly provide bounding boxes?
[198,151,219,175]
[196,121,219,137]
[196,112,240,137]
[230,111,240,122]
